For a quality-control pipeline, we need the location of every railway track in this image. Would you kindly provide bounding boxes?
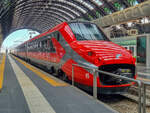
[124,86,150,106]
[102,83,150,113]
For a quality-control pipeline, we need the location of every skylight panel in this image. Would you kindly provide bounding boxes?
[128,0,139,6]
[50,7,75,19]
[48,10,70,20]
[92,0,103,6]
[76,0,94,10]
[56,0,87,13]
[133,1,139,6]
[52,4,80,16]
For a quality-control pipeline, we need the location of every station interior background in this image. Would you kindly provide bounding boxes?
[0,0,150,67]
[0,1,150,113]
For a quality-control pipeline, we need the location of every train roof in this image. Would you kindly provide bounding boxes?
[67,20,94,24]
[18,21,67,47]
[16,20,97,48]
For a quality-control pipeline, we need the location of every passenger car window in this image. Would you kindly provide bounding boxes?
[41,40,47,52]
[57,32,60,41]
[49,39,56,52]
[53,32,60,41]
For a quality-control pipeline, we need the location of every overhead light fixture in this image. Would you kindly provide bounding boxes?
[141,17,149,24]
[127,22,132,27]
[116,25,121,29]
[93,0,103,6]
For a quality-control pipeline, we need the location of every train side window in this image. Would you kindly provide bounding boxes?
[41,41,45,52]
[38,41,41,48]
[39,41,42,52]
[49,39,55,52]
[38,41,42,52]
[41,40,48,52]
[57,32,60,41]
[55,31,60,41]
[45,40,48,51]
[35,42,38,50]
[51,33,54,38]
[54,32,60,41]
[47,35,51,39]
[28,43,31,51]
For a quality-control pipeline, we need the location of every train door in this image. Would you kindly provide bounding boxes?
[45,39,50,61]
[54,32,60,62]
[27,42,31,58]
[53,31,66,63]
[34,41,38,59]
[41,40,48,61]
[46,36,51,62]
[25,43,28,60]
[37,41,42,60]
[49,37,56,62]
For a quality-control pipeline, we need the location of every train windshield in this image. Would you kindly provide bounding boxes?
[69,22,109,41]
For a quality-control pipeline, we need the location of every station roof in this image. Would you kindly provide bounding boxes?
[0,0,146,39]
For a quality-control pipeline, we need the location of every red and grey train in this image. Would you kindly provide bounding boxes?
[13,21,136,94]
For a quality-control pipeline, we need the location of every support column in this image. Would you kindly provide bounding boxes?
[0,24,3,53]
[146,34,150,67]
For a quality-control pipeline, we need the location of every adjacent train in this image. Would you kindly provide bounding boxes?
[13,21,136,94]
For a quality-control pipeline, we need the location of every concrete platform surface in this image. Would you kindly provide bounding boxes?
[0,55,118,113]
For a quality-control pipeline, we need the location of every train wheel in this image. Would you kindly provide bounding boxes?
[49,67,55,74]
[27,59,31,63]
[58,69,68,81]
[61,72,68,81]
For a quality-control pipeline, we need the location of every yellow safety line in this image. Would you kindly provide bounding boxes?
[0,54,6,90]
[12,56,67,87]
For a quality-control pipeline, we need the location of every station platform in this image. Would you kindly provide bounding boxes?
[0,54,118,113]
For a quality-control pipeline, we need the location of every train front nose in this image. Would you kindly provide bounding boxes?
[75,41,134,66]
[99,64,136,85]
[112,68,133,84]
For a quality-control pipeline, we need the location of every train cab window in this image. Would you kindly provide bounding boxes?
[69,22,109,41]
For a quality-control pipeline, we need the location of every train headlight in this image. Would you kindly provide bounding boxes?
[119,69,131,73]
